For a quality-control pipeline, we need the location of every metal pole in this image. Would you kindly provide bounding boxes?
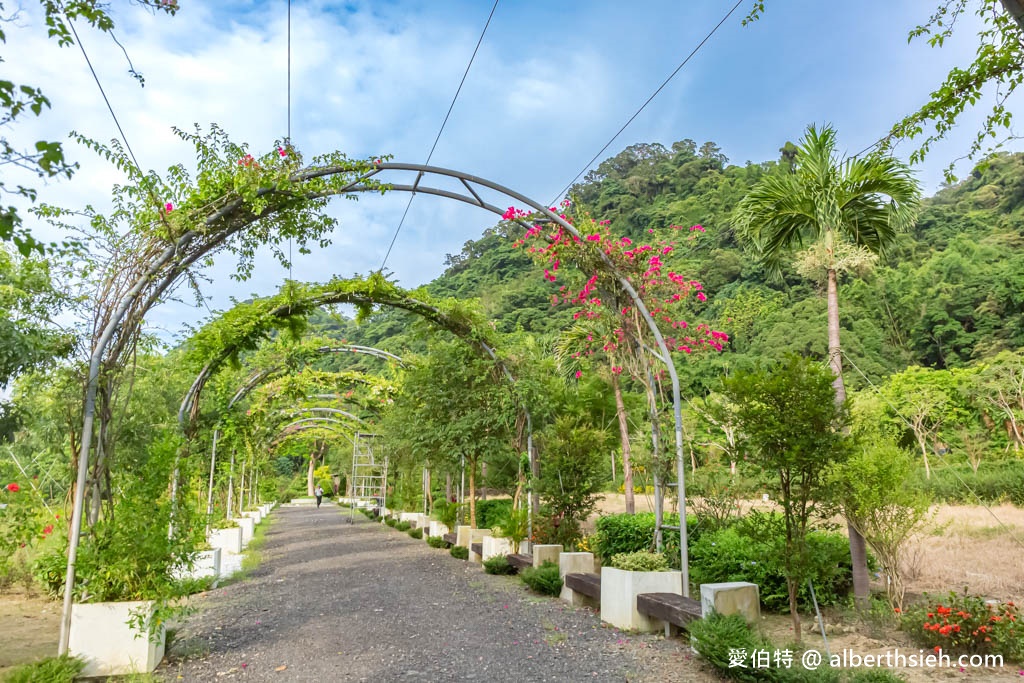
[206,429,219,521]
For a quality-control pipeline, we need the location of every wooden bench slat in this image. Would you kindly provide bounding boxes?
[636,592,702,628]
[564,572,601,599]
[470,542,483,556]
[442,533,457,545]
[505,553,532,570]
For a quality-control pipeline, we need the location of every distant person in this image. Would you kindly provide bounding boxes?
[315,485,324,508]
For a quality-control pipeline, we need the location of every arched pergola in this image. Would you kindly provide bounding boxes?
[61,159,693,652]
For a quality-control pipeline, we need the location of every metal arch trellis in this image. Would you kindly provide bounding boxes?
[61,160,691,654]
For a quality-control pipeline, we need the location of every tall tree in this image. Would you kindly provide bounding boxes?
[732,123,921,608]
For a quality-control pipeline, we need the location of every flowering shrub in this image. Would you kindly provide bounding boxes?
[901,591,1024,661]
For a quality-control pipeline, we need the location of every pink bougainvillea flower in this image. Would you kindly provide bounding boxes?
[164,202,174,213]
[5,482,19,492]
[574,371,582,379]
[696,292,707,302]
[586,234,601,242]
[278,147,287,157]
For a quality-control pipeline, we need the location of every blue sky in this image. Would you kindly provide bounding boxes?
[6,0,1013,341]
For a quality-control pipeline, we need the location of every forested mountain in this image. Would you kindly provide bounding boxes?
[311,140,1024,396]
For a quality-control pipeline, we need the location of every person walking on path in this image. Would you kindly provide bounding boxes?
[315,484,323,508]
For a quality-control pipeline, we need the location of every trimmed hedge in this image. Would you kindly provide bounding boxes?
[483,555,516,575]
[408,528,423,539]
[520,561,562,596]
[427,535,447,549]
[450,545,469,560]
[593,512,698,564]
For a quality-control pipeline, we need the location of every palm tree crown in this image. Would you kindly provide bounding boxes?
[732,124,921,277]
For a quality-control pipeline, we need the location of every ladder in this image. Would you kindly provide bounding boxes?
[348,433,387,524]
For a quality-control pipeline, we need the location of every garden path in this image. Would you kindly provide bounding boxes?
[161,504,715,682]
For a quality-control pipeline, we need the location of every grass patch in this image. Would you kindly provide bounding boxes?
[1,655,85,683]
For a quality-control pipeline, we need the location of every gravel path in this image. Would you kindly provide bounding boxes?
[161,504,718,682]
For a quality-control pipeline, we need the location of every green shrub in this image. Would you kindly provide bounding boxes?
[915,460,1024,506]
[901,591,1024,661]
[690,613,904,682]
[408,528,423,539]
[593,512,698,564]
[520,560,562,596]
[395,521,411,532]
[475,499,513,529]
[609,550,669,572]
[1,654,85,683]
[427,535,447,549]
[385,517,397,527]
[450,545,469,560]
[689,515,855,611]
[433,498,460,529]
[483,555,517,575]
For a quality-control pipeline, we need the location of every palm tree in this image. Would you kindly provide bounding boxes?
[732,123,921,608]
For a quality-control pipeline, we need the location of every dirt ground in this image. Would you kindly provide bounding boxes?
[2,498,1022,679]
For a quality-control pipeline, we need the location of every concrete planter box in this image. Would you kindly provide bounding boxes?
[600,567,683,632]
[207,527,242,555]
[414,513,430,530]
[532,544,562,568]
[399,512,419,524]
[481,536,512,561]
[234,517,255,545]
[172,548,221,582]
[242,510,263,524]
[700,581,760,624]
[69,600,165,677]
[468,529,493,563]
[559,552,597,607]
[455,525,472,547]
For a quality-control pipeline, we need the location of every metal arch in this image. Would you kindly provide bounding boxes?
[316,344,406,366]
[271,422,354,447]
[64,160,692,653]
[274,407,365,424]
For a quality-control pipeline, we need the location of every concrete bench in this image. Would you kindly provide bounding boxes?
[637,592,703,636]
[442,533,457,546]
[506,553,533,571]
[564,572,601,599]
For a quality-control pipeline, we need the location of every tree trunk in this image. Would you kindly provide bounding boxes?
[468,458,477,528]
[788,577,802,645]
[612,373,635,514]
[307,451,316,496]
[828,266,870,609]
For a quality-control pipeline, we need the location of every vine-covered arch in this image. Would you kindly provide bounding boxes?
[60,142,693,650]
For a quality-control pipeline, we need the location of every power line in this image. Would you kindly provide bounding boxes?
[378,0,500,273]
[287,0,293,281]
[65,16,148,198]
[551,0,744,204]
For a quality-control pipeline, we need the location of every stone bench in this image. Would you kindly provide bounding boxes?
[442,533,458,546]
[637,592,703,636]
[506,553,533,571]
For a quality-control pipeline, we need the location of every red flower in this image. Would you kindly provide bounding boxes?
[5,482,19,492]
[42,525,54,536]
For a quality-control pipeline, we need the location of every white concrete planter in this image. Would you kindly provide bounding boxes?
[234,517,255,545]
[481,536,512,561]
[600,567,683,632]
[700,581,761,624]
[69,600,165,677]
[172,548,221,582]
[428,521,449,538]
[559,552,597,607]
[242,510,263,525]
[207,527,242,555]
[532,544,562,568]
[259,504,271,516]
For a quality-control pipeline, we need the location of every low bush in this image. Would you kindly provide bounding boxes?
[901,590,1024,662]
[520,560,562,596]
[384,517,397,527]
[609,550,669,572]
[427,535,447,549]
[689,514,855,611]
[408,528,423,539]
[395,521,411,532]
[690,613,907,682]
[483,555,517,575]
[593,512,698,564]
[450,545,469,560]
